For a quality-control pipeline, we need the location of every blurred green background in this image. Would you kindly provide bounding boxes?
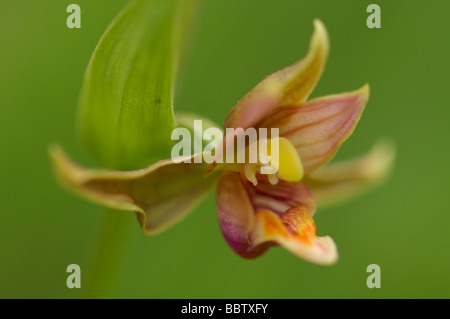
[1,0,449,298]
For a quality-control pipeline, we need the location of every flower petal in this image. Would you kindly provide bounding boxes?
[216,171,259,258]
[223,19,329,130]
[261,85,370,173]
[250,207,338,265]
[49,145,218,235]
[304,139,396,208]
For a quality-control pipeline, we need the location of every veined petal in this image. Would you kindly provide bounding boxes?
[223,19,329,130]
[49,145,217,235]
[261,85,370,173]
[304,139,396,208]
[250,207,338,265]
[247,176,317,216]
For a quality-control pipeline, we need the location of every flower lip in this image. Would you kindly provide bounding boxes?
[250,207,338,265]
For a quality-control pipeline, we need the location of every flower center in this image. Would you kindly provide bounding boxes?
[231,136,303,186]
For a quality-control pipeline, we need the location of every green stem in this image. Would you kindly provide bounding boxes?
[83,209,135,298]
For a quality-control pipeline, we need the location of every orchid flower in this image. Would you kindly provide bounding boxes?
[50,20,394,265]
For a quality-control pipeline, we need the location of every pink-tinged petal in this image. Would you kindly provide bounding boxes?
[216,171,261,258]
[304,139,396,208]
[49,145,217,235]
[261,85,370,174]
[223,19,329,131]
[250,207,338,265]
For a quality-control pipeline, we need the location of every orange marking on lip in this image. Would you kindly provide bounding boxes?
[258,206,317,246]
[260,211,289,238]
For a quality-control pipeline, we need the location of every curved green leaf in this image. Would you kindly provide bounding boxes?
[77,0,199,170]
